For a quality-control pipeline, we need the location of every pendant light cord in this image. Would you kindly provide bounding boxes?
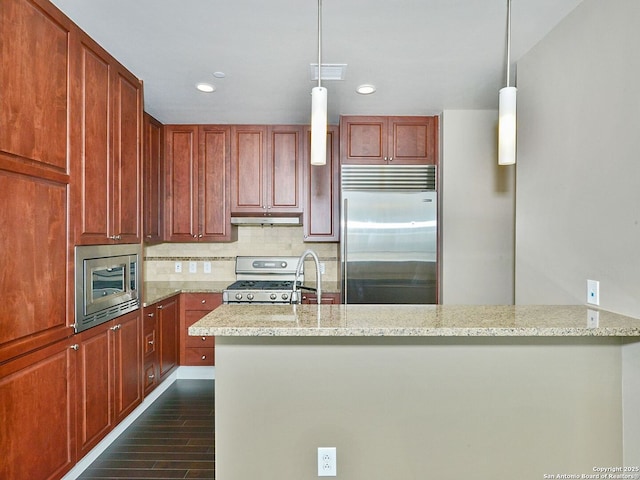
[318,0,323,89]
[505,0,512,87]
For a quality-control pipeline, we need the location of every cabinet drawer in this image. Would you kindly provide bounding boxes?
[183,293,222,311]
[184,347,214,366]
[185,332,215,348]
[143,363,157,392]
[144,330,156,356]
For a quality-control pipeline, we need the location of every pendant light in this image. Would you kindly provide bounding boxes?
[310,0,327,166]
[498,0,517,166]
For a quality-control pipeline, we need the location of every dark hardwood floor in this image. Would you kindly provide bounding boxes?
[77,380,215,480]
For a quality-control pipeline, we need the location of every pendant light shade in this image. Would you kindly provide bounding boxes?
[498,0,517,166]
[310,0,327,166]
[498,86,517,165]
[311,86,327,165]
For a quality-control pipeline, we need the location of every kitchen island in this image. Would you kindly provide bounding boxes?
[190,305,640,480]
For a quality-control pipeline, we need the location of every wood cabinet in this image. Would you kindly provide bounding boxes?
[76,310,142,458]
[0,337,77,480]
[143,113,164,244]
[340,116,438,165]
[164,125,235,242]
[303,125,340,242]
[71,29,143,245]
[301,292,341,304]
[231,125,304,217]
[0,0,74,364]
[180,293,222,366]
[142,295,178,395]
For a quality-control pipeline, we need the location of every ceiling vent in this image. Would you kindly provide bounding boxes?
[309,63,347,81]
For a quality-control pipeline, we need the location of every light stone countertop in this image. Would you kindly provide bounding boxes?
[189,304,640,337]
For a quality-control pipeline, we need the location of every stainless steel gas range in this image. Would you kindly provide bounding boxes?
[222,256,308,304]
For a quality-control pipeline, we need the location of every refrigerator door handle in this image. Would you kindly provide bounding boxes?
[343,198,348,305]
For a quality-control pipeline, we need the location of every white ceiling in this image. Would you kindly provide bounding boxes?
[50,0,584,125]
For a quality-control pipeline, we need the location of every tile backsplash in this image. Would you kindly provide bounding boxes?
[144,225,339,283]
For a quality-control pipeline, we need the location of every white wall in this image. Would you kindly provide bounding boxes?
[514,0,640,465]
[515,0,640,317]
[440,110,515,304]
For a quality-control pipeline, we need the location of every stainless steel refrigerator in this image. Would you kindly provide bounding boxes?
[340,165,437,304]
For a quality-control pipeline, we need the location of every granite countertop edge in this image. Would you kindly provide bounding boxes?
[188,304,640,338]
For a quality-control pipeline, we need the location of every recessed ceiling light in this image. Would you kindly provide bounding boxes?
[356,84,376,95]
[196,82,215,93]
[213,71,226,78]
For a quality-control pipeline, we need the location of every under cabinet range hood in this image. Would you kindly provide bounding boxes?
[230,216,301,226]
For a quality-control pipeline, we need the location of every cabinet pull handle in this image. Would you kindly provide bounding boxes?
[110,324,121,331]
[147,312,155,317]
[148,340,154,345]
[70,344,79,351]
[157,305,164,310]
[148,374,155,380]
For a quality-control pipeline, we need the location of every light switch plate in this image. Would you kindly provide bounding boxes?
[587,279,600,305]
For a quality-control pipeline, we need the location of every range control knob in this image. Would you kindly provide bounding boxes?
[270,293,277,300]
[281,262,287,268]
[235,293,243,301]
[281,293,289,301]
[247,293,254,301]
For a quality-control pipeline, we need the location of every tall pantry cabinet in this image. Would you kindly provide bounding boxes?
[0,0,144,479]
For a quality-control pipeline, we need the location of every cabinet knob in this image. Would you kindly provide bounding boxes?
[198,234,203,238]
[148,340,154,345]
[157,305,164,310]
[201,337,206,341]
[201,299,206,304]
[389,157,393,162]
[148,374,155,380]
[110,324,121,331]
[193,234,198,238]
[70,344,79,351]
[201,355,207,360]
[147,312,155,317]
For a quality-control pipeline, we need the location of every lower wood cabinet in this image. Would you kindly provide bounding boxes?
[76,310,142,458]
[301,292,341,304]
[0,337,76,480]
[143,295,179,395]
[180,293,222,365]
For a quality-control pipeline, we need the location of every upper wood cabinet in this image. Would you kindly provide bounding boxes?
[164,125,235,242]
[143,113,164,244]
[231,125,304,217]
[0,0,72,176]
[303,125,340,242]
[70,30,143,245]
[340,116,438,165]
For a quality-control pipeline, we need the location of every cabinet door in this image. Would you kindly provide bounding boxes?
[71,32,112,244]
[112,65,142,243]
[157,296,178,379]
[165,125,199,241]
[388,116,438,165]
[267,125,303,214]
[143,113,164,244]
[0,337,76,480]
[200,126,234,240]
[76,321,113,458]
[231,125,267,214]
[113,310,142,423]
[340,116,387,164]
[304,125,340,241]
[0,0,72,172]
[142,305,158,396]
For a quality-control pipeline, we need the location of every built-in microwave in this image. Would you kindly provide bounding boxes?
[74,244,141,333]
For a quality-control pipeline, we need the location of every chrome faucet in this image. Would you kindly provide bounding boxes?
[293,249,322,304]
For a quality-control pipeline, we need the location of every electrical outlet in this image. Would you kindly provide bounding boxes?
[317,447,336,477]
[587,309,599,328]
[587,279,600,305]
[203,261,212,274]
[189,261,197,273]
[174,262,182,273]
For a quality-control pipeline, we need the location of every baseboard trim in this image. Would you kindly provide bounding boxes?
[61,366,215,480]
